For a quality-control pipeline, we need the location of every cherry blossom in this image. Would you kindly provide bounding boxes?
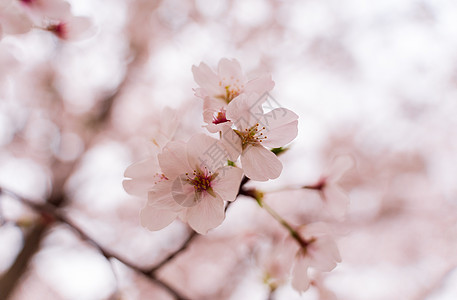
[192,58,274,103]
[289,222,341,293]
[224,93,299,181]
[305,155,354,219]
[192,58,274,134]
[202,98,233,133]
[44,15,93,41]
[125,133,243,234]
[0,0,33,38]
[18,0,71,19]
[123,107,178,198]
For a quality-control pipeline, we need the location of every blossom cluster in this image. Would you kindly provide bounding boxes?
[123,58,348,294]
[0,0,92,41]
[124,58,299,233]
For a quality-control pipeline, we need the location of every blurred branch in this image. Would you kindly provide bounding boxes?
[0,187,189,300]
[0,175,252,299]
[0,220,48,300]
[411,265,457,300]
[146,230,198,275]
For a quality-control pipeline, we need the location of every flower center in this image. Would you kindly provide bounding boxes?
[234,123,267,149]
[212,108,229,125]
[153,173,168,184]
[185,168,217,196]
[224,85,240,103]
[217,78,244,103]
[46,22,67,39]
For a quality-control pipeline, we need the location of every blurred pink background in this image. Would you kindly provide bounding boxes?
[1,0,457,299]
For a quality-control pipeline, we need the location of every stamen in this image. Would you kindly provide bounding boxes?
[234,123,268,149]
[185,167,217,195]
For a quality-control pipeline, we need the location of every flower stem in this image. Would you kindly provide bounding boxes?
[243,188,309,249]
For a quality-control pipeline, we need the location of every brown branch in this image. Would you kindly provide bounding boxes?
[146,231,198,275]
[0,221,48,300]
[0,188,189,300]
[0,175,252,299]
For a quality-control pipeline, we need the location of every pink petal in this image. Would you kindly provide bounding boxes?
[185,192,225,234]
[1,5,33,35]
[324,185,350,219]
[148,180,182,211]
[226,93,252,129]
[226,93,266,129]
[170,174,202,208]
[192,62,221,97]
[308,237,341,271]
[186,133,228,172]
[217,58,244,82]
[202,99,231,133]
[259,108,299,148]
[160,107,179,140]
[62,16,94,41]
[212,166,244,202]
[244,74,275,94]
[241,145,282,181]
[123,178,155,198]
[124,157,159,179]
[291,256,311,293]
[158,141,189,179]
[327,155,355,182]
[219,128,242,161]
[140,205,177,231]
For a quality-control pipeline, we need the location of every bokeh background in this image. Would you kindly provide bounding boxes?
[1,0,457,299]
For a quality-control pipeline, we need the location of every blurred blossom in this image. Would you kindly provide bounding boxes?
[1,0,457,299]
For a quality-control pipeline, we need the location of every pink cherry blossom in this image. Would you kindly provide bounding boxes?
[18,0,71,19]
[193,58,275,135]
[305,155,354,219]
[44,15,93,41]
[290,222,341,293]
[125,133,244,234]
[123,107,178,198]
[192,58,274,104]
[0,0,33,38]
[224,93,299,181]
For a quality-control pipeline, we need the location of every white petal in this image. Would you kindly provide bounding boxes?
[140,205,177,231]
[186,192,225,234]
[212,166,244,202]
[241,145,282,181]
[186,134,228,172]
[259,109,299,148]
[291,256,311,293]
[158,141,189,179]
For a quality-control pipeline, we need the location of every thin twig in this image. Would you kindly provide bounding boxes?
[146,230,198,274]
[0,188,189,300]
